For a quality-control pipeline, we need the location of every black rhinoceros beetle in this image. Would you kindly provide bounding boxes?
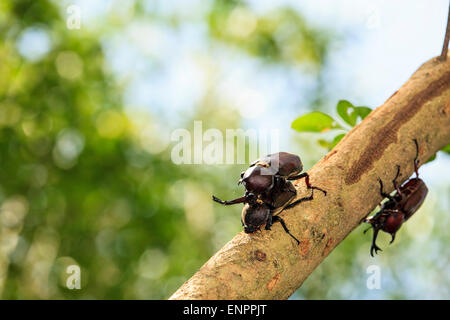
[213,152,327,244]
[364,139,429,257]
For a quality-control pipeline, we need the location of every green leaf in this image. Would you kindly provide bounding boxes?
[336,100,372,127]
[317,133,346,151]
[357,107,372,120]
[330,133,346,149]
[441,143,450,154]
[337,100,357,126]
[291,111,341,133]
[318,139,332,149]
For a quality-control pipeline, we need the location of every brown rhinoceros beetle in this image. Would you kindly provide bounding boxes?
[213,152,326,207]
[364,139,429,257]
[239,177,316,244]
[212,152,327,243]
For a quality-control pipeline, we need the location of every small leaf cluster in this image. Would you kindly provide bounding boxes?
[291,100,371,150]
[291,100,450,162]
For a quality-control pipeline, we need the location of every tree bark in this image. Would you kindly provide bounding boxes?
[170,55,450,300]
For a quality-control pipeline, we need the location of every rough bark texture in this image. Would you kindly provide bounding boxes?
[170,55,450,300]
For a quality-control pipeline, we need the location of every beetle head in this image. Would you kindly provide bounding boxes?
[241,203,270,234]
[245,192,257,205]
[244,224,258,233]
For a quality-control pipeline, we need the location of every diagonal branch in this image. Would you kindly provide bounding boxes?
[440,1,450,61]
[170,55,450,300]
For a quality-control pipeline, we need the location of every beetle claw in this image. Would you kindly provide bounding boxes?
[311,186,327,196]
[389,233,396,244]
[368,228,383,257]
[370,244,383,257]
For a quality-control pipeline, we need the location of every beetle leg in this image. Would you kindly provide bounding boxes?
[212,195,247,205]
[284,188,314,209]
[265,213,273,230]
[413,138,420,178]
[288,172,327,196]
[287,172,307,180]
[363,218,383,257]
[272,215,300,245]
[393,165,402,195]
[378,178,394,202]
[389,232,396,244]
[369,228,383,257]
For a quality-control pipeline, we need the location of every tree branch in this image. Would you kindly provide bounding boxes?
[439,1,450,61]
[170,55,450,300]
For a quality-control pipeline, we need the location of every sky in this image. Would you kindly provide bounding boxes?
[37,0,448,183]
[46,0,450,178]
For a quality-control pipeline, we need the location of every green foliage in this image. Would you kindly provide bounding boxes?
[0,0,334,299]
[292,100,449,161]
[292,100,372,151]
[336,100,372,127]
[0,0,210,299]
[318,133,345,150]
[208,1,331,68]
[291,111,341,133]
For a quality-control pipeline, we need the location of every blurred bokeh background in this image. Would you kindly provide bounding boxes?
[0,0,449,299]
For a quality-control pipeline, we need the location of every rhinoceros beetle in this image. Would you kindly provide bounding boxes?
[212,152,327,244]
[364,139,428,257]
[239,176,318,244]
